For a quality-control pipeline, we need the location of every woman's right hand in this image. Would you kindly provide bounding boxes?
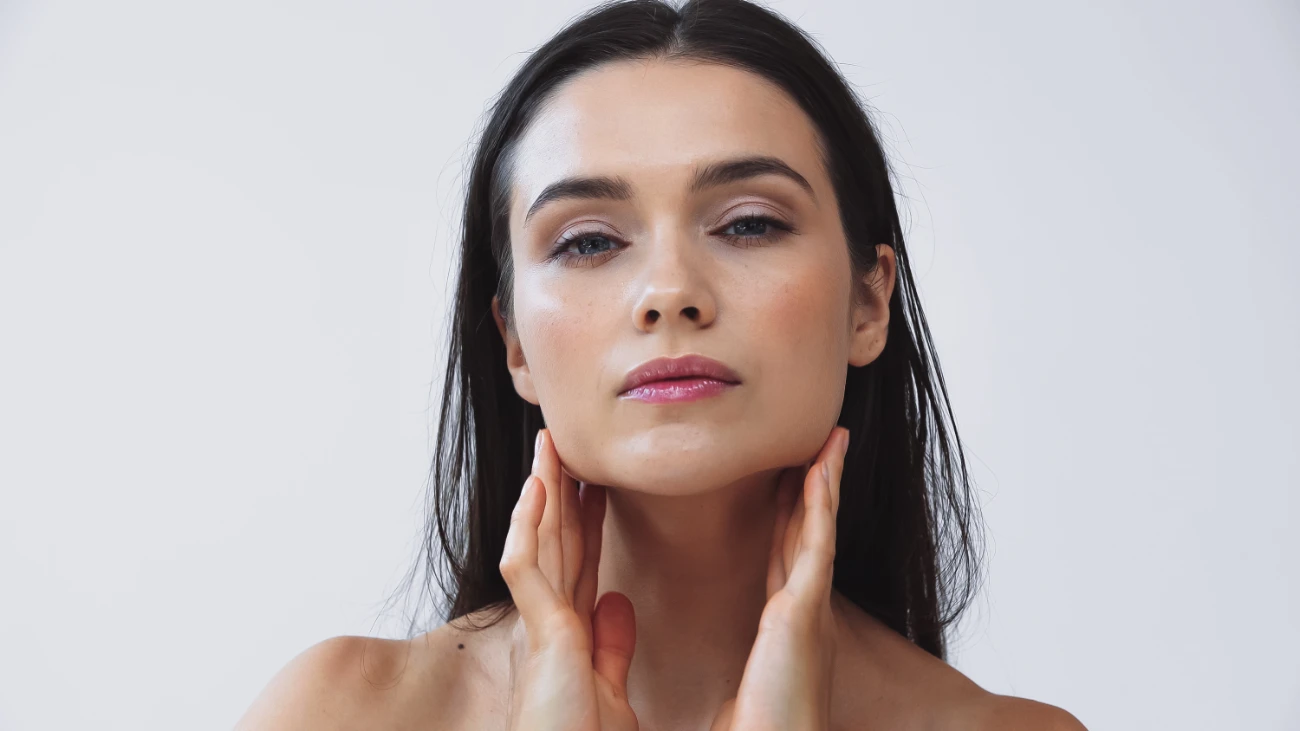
[500,427,639,731]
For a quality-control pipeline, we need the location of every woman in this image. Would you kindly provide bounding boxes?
[239,0,1086,728]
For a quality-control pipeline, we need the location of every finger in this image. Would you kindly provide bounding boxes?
[575,481,607,628]
[829,427,848,516]
[559,463,584,603]
[499,475,563,630]
[592,591,636,698]
[533,428,565,597]
[709,697,737,731]
[780,426,842,598]
[801,428,843,534]
[766,467,801,599]
[785,442,840,601]
[782,478,807,585]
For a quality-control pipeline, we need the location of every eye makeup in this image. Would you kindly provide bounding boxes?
[545,213,797,268]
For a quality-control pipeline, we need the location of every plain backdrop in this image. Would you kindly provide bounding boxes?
[1,0,1297,728]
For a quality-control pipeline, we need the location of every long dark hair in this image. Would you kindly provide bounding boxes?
[382,0,984,661]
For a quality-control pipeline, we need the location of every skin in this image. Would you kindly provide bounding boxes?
[236,59,1087,731]
[491,56,885,730]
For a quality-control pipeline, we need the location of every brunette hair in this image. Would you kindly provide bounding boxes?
[382,0,984,660]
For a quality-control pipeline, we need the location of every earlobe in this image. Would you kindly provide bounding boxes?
[491,295,540,405]
[847,244,898,368]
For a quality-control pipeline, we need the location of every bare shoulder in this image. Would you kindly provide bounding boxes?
[963,694,1088,730]
[233,635,419,730]
[960,694,1088,730]
[913,656,1087,731]
[234,623,487,731]
[828,594,1085,731]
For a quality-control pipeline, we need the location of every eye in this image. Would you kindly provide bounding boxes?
[545,214,796,268]
[715,214,795,246]
[546,229,623,268]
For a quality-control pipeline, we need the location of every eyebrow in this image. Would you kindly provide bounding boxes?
[522,154,816,225]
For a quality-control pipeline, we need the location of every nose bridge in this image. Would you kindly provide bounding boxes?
[631,220,717,331]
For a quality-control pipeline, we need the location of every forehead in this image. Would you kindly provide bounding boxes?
[509,59,828,217]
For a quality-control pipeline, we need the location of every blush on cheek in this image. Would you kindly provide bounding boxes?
[757,272,849,444]
[516,282,614,441]
[764,272,846,353]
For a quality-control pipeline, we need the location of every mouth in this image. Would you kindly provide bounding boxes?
[618,354,741,403]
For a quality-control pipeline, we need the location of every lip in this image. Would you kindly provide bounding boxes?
[618,354,742,398]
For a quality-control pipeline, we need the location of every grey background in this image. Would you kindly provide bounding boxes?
[1,0,1296,728]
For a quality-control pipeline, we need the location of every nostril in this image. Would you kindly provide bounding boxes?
[683,306,699,319]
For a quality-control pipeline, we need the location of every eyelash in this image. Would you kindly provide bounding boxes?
[546,214,796,268]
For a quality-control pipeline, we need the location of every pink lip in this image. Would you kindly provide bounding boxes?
[618,354,741,403]
[620,377,738,403]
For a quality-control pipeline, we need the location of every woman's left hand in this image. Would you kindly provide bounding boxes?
[709,426,849,731]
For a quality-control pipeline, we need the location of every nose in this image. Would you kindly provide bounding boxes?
[630,229,718,332]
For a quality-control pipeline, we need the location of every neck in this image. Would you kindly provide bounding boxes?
[595,468,784,729]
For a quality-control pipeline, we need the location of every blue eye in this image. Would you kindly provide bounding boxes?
[547,214,795,268]
[547,230,623,268]
[717,214,794,246]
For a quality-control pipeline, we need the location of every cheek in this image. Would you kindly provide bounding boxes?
[742,259,850,454]
[751,253,850,367]
[517,279,609,404]
[515,278,625,488]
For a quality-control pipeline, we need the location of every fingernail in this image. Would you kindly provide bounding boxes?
[533,430,543,472]
[821,461,830,482]
[839,429,850,457]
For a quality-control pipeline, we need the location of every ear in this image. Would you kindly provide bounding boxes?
[492,295,540,405]
[848,244,897,368]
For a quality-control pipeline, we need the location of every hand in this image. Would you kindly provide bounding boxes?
[499,427,640,731]
[709,426,849,731]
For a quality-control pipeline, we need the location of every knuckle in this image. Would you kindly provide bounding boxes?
[499,554,522,580]
[540,610,585,646]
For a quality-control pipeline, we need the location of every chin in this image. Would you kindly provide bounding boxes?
[559,423,777,494]
[597,450,758,497]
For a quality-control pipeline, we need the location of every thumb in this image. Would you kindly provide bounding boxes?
[591,591,636,695]
[709,696,737,731]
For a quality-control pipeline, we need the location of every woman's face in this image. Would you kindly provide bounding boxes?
[493,58,895,495]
